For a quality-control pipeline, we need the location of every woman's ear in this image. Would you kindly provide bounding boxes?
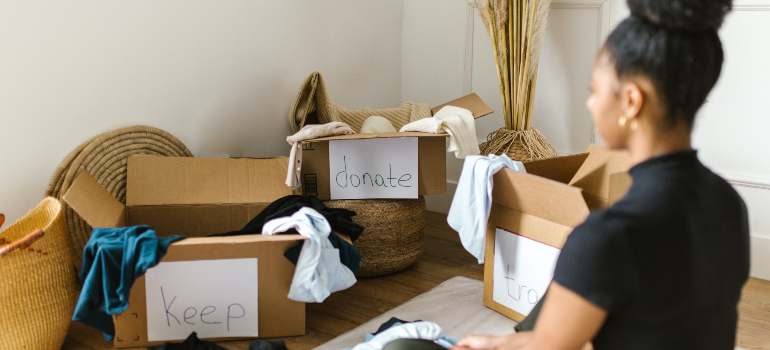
[620,81,645,119]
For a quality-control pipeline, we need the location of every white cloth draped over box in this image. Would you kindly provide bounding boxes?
[262,207,357,303]
[399,106,480,159]
[285,122,355,189]
[447,154,526,263]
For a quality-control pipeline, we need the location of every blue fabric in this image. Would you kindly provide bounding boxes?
[73,226,183,341]
[447,154,525,264]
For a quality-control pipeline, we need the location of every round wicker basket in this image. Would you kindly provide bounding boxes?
[45,125,194,268]
[323,196,426,277]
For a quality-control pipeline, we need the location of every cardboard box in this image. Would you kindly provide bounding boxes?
[63,156,306,348]
[299,93,493,200]
[483,145,632,321]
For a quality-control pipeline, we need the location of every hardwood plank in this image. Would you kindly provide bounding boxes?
[61,212,770,349]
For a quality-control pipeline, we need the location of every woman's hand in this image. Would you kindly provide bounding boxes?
[451,332,534,350]
[452,332,593,350]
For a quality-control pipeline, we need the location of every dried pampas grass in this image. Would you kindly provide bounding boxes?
[476,0,557,161]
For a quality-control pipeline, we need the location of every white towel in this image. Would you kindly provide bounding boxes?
[399,106,480,159]
[262,207,357,303]
[447,154,526,263]
[360,116,398,134]
[351,322,444,350]
[286,122,355,189]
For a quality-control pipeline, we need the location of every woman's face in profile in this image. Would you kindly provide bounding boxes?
[587,51,626,149]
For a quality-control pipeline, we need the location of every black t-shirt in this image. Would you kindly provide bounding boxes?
[553,151,750,350]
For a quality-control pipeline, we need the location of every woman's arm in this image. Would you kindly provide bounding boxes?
[453,281,608,350]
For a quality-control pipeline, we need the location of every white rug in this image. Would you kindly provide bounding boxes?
[314,276,516,350]
[314,276,751,350]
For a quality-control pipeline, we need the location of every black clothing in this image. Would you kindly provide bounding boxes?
[147,332,287,350]
[553,151,750,350]
[211,195,362,273]
[248,339,288,350]
[147,332,225,350]
[212,195,363,241]
[383,339,445,350]
[513,291,546,332]
[374,317,413,335]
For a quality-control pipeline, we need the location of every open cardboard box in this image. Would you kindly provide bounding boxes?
[299,93,494,200]
[64,156,306,348]
[483,145,633,321]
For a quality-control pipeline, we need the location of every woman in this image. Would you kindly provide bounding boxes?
[452,0,749,349]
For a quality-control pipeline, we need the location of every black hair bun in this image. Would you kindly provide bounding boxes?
[627,0,732,32]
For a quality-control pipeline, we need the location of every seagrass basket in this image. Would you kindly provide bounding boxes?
[324,196,426,277]
[45,125,194,268]
[0,198,77,350]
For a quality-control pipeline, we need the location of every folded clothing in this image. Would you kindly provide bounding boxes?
[263,207,357,303]
[74,226,183,341]
[399,106,480,159]
[447,154,526,263]
[210,195,362,273]
[360,116,398,133]
[346,321,447,350]
[286,122,356,188]
[369,318,458,349]
[147,332,288,350]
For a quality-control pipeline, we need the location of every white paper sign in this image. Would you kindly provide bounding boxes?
[329,138,418,199]
[145,258,259,341]
[493,228,561,316]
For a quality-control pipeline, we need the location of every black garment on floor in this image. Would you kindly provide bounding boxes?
[553,151,750,350]
[248,339,288,350]
[373,317,413,335]
[147,332,225,350]
[211,195,363,241]
[383,339,445,350]
[147,333,288,350]
[210,195,362,273]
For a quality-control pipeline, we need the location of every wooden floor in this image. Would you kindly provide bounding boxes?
[63,212,770,350]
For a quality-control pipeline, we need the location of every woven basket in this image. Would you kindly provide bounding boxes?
[0,198,77,350]
[323,197,426,277]
[479,128,558,162]
[45,125,194,268]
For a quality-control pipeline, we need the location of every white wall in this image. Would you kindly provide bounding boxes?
[403,0,770,279]
[0,0,405,225]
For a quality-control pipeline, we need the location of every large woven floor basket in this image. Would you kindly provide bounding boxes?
[0,198,77,350]
[324,196,426,277]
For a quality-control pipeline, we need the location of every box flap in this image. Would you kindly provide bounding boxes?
[609,172,633,206]
[308,132,449,142]
[63,171,126,228]
[568,145,632,207]
[431,93,494,119]
[522,153,589,184]
[127,157,292,206]
[492,168,591,228]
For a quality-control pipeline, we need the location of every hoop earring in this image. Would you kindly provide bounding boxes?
[618,115,639,131]
[618,116,627,128]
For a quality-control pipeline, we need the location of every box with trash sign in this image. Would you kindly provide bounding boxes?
[299,93,494,200]
[63,156,307,348]
[483,145,633,321]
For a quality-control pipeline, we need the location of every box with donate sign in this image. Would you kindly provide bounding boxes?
[299,93,494,200]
